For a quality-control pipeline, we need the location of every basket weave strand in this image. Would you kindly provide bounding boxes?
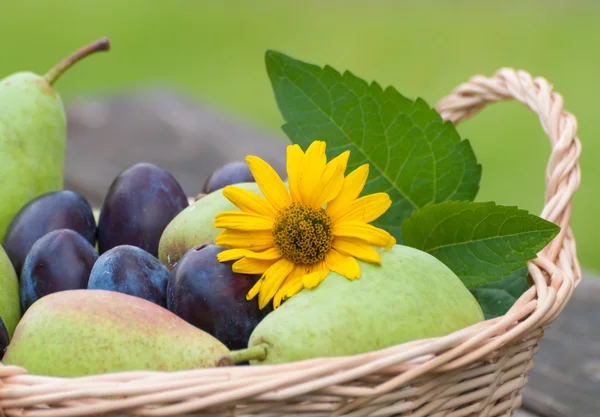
[0,67,582,417]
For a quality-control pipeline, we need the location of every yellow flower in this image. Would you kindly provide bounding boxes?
[214,141,396,310]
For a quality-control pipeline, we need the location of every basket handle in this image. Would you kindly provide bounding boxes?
[435,68,582,291]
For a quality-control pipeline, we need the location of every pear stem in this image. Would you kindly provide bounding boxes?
[217,343,269,366]
[44,37,111,85]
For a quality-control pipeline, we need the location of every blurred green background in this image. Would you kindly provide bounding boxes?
[1,0,598,272]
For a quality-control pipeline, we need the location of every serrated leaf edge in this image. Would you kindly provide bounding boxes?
[265,50,480,213]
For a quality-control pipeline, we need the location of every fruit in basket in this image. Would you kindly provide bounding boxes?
[20,229,98,313]
[2,190,96,277]
[88,245,171,307]
[2,289,230,377]
[0,245,20,339]
[159,181,272,269]
[167,244,269,350]
[0,318,9,355]
[220,244,484,366]
[97,163,189,257]
[202,161,255,194]
[92,208,100,251]
[0,37,110,242]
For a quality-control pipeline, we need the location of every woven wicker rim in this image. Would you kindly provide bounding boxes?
[0,67,582,417]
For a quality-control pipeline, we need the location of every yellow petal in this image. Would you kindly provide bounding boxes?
[274,279,304,309]
[322,150,350,185]
[286,281,304,296]
[232,258,277,274]
[216,229,274,251]
[217,247,282,262]
[332,221,396,249]
[326,164,369,220]
[333,193,392,223]
[214,211,274,231]
[332,237,382,265]
[246,155,291,212]
[246,277,264,300]
[281,283,303,308]
[314,160,345,208]
[223,186,277,218]
[302,263,330,289]
[244,247,281,260]
[217,248,248,262]
[386,235,397,248]
[273,265,307,308]
[258,258,295,309]
[286,144,304,204]
[325,249,361,280]
[285,281,304,298]
[298,141,327,207]
[288,264,309,280]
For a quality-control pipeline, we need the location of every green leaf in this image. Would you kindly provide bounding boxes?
[402,201,560,289]
[470,267,531,320]
[265,50,481,242]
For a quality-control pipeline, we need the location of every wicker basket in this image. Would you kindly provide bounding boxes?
[0,67,582,417]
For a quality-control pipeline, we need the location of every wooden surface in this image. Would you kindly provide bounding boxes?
[63,89,599,417]
[521,275,600,417]
[516,410,541,417]
[64,89,288,207]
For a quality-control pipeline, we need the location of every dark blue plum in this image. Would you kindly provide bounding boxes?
[0,317,8,356]
[20,229,98,313]
[202,161,255,194]
[97,163,189,257]
[167,244,269,350]
[3,190,96,277]
[88,245,171,307]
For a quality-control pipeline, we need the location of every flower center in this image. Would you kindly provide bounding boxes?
[272,203,333,265]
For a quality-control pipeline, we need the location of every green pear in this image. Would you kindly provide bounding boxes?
[158,182,264,269]
[0,38,110,241]
[221,245,484,366]
[0,245,20,340]
[2,289,230,377]
[92,208,101,251]
[93,207,101,224]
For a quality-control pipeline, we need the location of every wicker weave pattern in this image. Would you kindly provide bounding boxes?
[0,68,582,417]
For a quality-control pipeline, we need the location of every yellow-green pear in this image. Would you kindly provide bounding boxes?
[158,182,264,269]
[0,38,110,240]
[0,244,20,340]
[221,245,484,366]
[2,289,230,377]
[93,207,101,224]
